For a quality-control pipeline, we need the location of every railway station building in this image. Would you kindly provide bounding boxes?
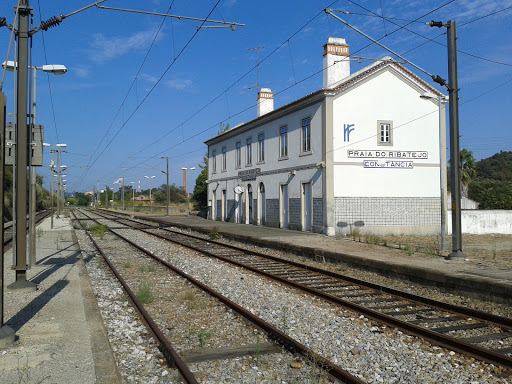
[204,37,446,236]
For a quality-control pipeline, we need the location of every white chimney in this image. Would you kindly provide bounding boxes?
[257,88,274,117]
[323,37,350,89]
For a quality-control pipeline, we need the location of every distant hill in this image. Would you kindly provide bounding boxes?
[469,151,512,209]
[474,151,512,182]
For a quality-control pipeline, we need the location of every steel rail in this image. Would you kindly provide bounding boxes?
[72,213,199,384]
[139,226,512,370]
[157,226,512,327]
[87,209,512,368]
[77,209,364,384]
[92,209,512,326]
[91,209,512,326]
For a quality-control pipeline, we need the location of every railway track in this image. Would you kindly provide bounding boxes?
[88,208,512,372]
[73,209,363,383]
[3,209,51,245]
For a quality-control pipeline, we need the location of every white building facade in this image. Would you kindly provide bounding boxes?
[205,38,446,236]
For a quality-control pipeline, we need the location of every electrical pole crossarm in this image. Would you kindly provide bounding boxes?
[325,8,449,91]
[95,5,245,28]
[29,0,108,35]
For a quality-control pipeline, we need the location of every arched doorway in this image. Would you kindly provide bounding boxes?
[211,189,216,220]
[247,184,253,224]
[258,183,266,225]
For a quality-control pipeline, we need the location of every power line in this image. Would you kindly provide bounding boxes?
[89,0,508,187]
[92,0,457,184]
[344,1,512,67]
[86,0,177,166]
[77,0,222,189]
[128,1,341,161]
[36,0,60,143]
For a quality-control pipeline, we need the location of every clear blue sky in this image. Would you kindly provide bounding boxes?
[1,0,511,194]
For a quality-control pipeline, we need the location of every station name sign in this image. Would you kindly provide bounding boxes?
[347,150,428,159]
[238,168,261,181]
[364,160,413,169]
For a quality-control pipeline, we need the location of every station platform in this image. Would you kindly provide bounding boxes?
[0,215,120,383]
[136,212,512,303]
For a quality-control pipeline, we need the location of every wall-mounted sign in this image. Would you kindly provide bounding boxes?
[364,160,413,169]
[348,150,428,159]
[238,168,261,181]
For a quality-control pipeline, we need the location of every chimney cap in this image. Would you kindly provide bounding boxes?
[326,37,347,45]
[260,87,272,93]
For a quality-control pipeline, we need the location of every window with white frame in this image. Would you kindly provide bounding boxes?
[258,133,265,163]
[246,138,252,165]
[301,117,311,153]
[378,120,393,145]
[280,125,288,158]
[235,141,241,168]
[222,146,227,171]
[211,150,217,173]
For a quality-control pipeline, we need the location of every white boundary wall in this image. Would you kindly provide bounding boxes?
[448,210,512,235]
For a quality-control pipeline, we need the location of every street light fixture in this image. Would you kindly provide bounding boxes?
[3,61,67,268]
[43,143,67,229]
[420,92,449,252]
[182,167,196,217]
[130,181,135,211]
[144,176,156,213]
[161,157,170,216]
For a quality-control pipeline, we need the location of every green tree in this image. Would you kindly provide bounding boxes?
[192,123,229,216]
[469,180,512,209]
[192,154,208,213]
[460,149,476,197]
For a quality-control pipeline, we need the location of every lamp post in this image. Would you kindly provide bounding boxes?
[130,181,135,211]
[60,173,67,213]
[55,146,67,218]
[43,143,66,227]
[182,167,195,217]
[161,157,170,216]
[420,93,449,252]
[144,176,155,213]
[3,61,67,267]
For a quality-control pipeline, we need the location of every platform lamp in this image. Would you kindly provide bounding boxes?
[182,167,195,217]
[144,176,155,213]
[3,61,67,266]
[43,143,67,228]
[420,92,449,252]
[130,181,135,211]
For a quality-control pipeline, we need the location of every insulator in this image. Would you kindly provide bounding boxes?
[0,17,7,27]
[40,16,62,31]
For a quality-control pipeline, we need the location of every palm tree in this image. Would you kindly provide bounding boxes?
[460,149,476,197]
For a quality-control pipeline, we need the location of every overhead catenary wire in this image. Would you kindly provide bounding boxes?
[36,0,61,144]
[76,0,224,189]
[87,0,177,164]
[86,0,509,189]
[0,0,21,92]
[91,0,461,185]
[343,1,512,67]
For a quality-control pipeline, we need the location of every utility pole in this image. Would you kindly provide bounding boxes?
[121,177,125,210]
[9,0,36,291]
[1,91,16,344]
[50,150,55,228]
[161,156,169,216]
[430,20,465,260]
[56,149,63,217]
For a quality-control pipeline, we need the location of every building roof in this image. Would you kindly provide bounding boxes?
[205,57,444,146]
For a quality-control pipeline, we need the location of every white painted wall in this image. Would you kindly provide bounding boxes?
[332,66,441,197]
[448,210,512,234]
[208,100,325,204]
